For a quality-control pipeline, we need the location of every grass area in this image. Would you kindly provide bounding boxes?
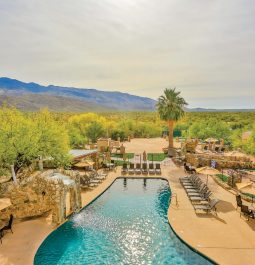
[111,153,134,159]
[147,153,167,162]
[113,160,130,166]
[215,174,229,183]
[242,192,255,199]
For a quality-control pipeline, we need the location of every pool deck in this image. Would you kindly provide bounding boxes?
[1,162,255,265]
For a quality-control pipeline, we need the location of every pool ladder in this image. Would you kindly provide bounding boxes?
[170,193,179,207]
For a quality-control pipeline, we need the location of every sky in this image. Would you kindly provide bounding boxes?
[0,0,254,108]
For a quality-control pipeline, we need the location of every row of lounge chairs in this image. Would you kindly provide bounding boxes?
[236,195,255,221]
[180,175,219,214]
[80,170,107,188]
[121,163,161,175]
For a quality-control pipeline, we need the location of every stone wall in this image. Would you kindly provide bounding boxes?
[0,170,82,224]
[185,153,255,169]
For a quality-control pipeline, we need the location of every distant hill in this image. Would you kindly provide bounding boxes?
[188,108,255,112]
[0,94,112,112]
[0,77,156,112]
[0,77,254,112]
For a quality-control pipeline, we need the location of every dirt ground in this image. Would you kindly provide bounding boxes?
[123,137,181,153]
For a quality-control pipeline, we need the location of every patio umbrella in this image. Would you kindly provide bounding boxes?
[143,151,147,162]
[196,166,220,185]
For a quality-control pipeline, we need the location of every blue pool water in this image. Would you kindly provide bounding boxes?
[34,178,215,265]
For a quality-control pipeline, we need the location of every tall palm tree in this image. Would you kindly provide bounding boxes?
[157,88,187,155]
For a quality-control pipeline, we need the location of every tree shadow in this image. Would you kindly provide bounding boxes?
[216,200,235,213]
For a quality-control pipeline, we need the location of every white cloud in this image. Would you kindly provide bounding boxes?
[0,0,254,108]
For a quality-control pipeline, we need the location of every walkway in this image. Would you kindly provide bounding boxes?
[1,164,255,265]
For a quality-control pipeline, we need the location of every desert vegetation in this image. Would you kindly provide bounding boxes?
[0,106,254,176]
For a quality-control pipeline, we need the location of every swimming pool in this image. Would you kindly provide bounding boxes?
[34,178,215,265]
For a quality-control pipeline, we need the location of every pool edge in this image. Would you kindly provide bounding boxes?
[34,175,220,265]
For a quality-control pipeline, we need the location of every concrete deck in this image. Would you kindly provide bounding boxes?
[1,163,255,265]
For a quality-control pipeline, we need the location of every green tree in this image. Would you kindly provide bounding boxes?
[157,88,187,153]
[0,107,38,173]
[86,121,105,143]
[188,120,230,140]
[33,109,70,167]
[0,107,70,174]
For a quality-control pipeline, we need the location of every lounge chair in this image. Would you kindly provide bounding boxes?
[155,163,161,175]
[0,215,14,236]
[121,163,128,175]
[142,163,148,174]
[182,178,203,189]
[148,163,155,174]
[236,195,242,211]
[135,164,141,174]
[128,163,135,174]
[80,175,90,187]
[92,169,107,180]
[240,205,254,221]
[193,199,219,214]
[188,190,212,204]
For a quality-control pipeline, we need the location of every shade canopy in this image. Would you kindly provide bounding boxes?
[196,166,220,175]
[75,161,95,168]
[205,138,219,143]
[236,182,255,195]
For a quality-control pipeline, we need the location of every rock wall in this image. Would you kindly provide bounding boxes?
[0,170,82,224]
[185,153,255,169]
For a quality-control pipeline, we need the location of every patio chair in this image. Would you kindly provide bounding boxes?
[142,163,148,174]
[128,163,135,174]
[182,177,202,188]
[80,175,90,187]
[135,164,142,174]
[183,180,204,191]
[180,174,198,185]
[121,163,128,175]
[148,163,155,174]
[188,190,212,203]
[240,205,254,221]
[184,163,196,174]
[1,215,14,235]
[236,195,242,211]
[155,163,161,175]
[186,185,208,197]
[193,199,219,214]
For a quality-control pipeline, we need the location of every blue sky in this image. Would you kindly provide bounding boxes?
[0,0,254,108]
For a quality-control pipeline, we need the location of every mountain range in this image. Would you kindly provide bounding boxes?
[0,77,156,112]
[0,77,254,112]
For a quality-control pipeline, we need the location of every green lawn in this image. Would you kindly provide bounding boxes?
[113,160,130,166]
[147,153,167,162]
[111,153,134,159]
[215,174,229,183]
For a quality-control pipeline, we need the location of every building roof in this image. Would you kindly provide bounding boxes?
[69,149,98,159]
